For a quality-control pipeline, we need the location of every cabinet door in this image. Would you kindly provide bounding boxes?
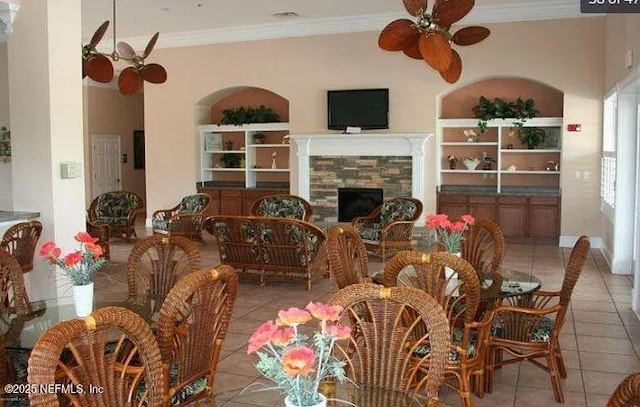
[529,197,560,239]
[468,196,497,220]
[220,190,243,215]
[498,204,527,238]
[438,195,468,218]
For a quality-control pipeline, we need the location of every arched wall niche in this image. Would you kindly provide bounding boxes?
[194,86,289,125]
[440,77,564,119]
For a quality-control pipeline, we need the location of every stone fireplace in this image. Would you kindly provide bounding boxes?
[289,133,432,223]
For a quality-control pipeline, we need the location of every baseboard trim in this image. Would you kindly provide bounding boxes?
[559,235,603,249]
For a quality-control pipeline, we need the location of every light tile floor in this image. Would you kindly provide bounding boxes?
[95,223,639,406]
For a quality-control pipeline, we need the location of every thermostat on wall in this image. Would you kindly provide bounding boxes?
[60,161,81,179]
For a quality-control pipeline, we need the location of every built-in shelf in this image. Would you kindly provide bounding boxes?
[441,170,499,174]
[441,142,498,146]
[501,149,562,154]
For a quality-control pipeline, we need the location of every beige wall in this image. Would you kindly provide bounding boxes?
[604,14,640,93]
[144,17,605,240]
[83,86,145,204]
[0,42,11,209]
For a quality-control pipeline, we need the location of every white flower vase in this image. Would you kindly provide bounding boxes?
[445,252,462,280]
[72,282,94,318]
[284,394,327,407]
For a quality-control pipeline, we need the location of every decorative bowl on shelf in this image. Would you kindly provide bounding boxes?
[463,157,480,170]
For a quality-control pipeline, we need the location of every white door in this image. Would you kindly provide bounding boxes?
[92,135,121,198]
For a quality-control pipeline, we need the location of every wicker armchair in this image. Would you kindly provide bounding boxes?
[327,226,370,289]
[152,193,211,241]
[485,235,591,403]
[0,250,46,323]
[608,372,640,407]
[351,197,423,264]
[156,266,238,405]
[88,190,144,242]
[126,236,202,320]
[27,306,164,406]
[249,194,313,221]
[383,251,493,406]
[1,220,42,273]
[86,219,111,260]
[328,283,450,403]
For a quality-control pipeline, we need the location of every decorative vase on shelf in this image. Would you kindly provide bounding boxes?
[72,281,94,317]
[284,394,327,407]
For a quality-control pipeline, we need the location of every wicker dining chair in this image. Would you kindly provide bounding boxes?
[608,372,640,407]
[86,219,111,260]
[328,283,451,403]
[1,220,42,274]
[126,235,202,320]
[461,218,505,278]
[485,235,591,403]
[383,251,492,407]
[27,306,164,406]
[156,266,238,405]
[327,226,370,289]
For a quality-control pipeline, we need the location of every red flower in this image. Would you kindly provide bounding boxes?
[75,232,99,244]
[84,242,103,259]
[461,214,475,225]
[271,327,294,347]
[306,302,342,322]
[63,251,83,267]
[39,241,58,257]
[277,307,312,327]
[282,346,316,377]
[322,323,352,340]
[451,221,466,233]
[247,321,278,354]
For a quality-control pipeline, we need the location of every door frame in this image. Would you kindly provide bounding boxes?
[91,135,122,199]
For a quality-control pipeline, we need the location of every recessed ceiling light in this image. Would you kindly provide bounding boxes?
[161,7,171,12]
[272,12,299,19]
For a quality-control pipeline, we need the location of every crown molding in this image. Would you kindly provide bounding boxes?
[115,0,600,51]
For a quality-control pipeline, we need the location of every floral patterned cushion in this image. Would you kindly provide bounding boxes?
[212,220,259,262]
[413,327,477,361]
[359,227,382,242]
[137,363,207,405]
[531,317,554,342]
[95,192,141,224]
[256,196,307,220]
[178,194,209,215]
[379,199,419,224]
[152,219,170,232]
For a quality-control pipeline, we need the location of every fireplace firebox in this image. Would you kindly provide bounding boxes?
[338,188,383,222]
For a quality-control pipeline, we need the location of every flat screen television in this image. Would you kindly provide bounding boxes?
[327,88,389,130]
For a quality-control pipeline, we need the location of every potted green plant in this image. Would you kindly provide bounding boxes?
[220,153,242,168]
[254,133,266,144]
[472,96,540,136]
[518,127,546,149]
[220,105,281,125]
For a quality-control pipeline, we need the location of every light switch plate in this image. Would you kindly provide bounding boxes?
[60,161,81,179]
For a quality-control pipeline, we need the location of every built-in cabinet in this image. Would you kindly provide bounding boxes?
[197,187,289,216]
[199,123,290,187]
[438,193,561,243]
[436,118,562,193]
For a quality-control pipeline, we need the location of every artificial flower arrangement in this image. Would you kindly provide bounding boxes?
[425,213,475,253]
[247,302,352,407]
[39,232,105,286]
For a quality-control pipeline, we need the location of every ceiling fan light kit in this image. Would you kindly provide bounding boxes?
[378,0,490,84]
[82,0,167,95]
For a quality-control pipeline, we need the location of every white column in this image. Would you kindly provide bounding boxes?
[409,135,428,224]
[293,136,311,200]
[8,0,85,302]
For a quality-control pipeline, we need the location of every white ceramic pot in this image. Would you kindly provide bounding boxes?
[284,394,327,407]
[444,252,462,280]
[72,282,94,318]
[463,158,480,170]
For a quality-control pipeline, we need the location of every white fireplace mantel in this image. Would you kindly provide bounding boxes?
[289,133,432,219]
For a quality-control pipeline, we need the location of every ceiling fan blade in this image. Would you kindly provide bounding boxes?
[89,21,110,48]
[118,67,143,95]
[117,41,137,59]
[402,41,422,59]
[143,32,160,58]
[440,49,462,83]
[141,63,167,84]
[419,32,452,72]
[434,0,474,28]
[85,55,114,83]
[378,19,419,51]
[452,26,490,46]
[403,0,428,16]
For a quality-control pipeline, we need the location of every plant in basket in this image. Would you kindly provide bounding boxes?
[246,302,351,407]
[425,213,475,253]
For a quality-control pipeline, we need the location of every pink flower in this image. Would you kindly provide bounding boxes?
[247,321,278,354]
[277,307,312,327]
[451,221,466,233]
[271,327,294,347]
[39,241,58,257]
[461,214,475,225]
[75,232,99,244]
[322,323,352,340]
[306,302,342,322]
[63,251,83,267]
[84,242,103,259]
[282,346,316,377]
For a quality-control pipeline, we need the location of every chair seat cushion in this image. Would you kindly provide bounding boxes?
[413,327,477,361]
[358,227,382,241]
[531,316,554,343]
[95,216,129,227]
[152,218,169,232]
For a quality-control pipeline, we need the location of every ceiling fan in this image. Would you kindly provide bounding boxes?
[378,0,490,83]
[82,0,167,95]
